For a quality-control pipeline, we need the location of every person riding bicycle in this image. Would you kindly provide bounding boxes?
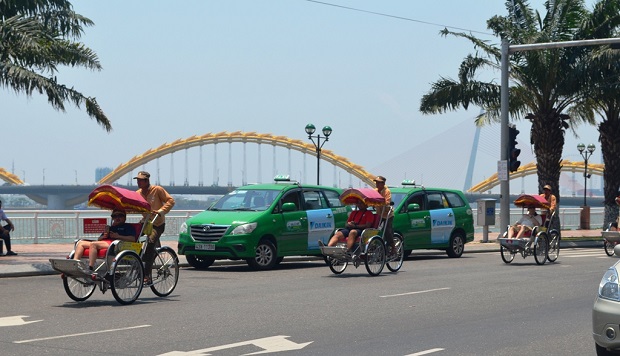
[507,206,542,239]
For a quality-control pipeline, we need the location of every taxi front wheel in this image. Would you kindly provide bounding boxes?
[446,233,464,258]
[247,240,277,270]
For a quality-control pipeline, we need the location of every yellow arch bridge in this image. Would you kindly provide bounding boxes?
[468,160,605,192]
[0,131,379,208]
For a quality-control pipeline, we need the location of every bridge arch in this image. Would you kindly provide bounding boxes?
[100,131,377,186]
[468,160,605,192]
[0,168,24,185]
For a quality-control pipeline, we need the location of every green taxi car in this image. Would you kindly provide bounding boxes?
[390,180,474,258]
[178,177,349,270]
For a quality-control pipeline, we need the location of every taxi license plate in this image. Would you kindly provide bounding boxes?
[195,243,215,251]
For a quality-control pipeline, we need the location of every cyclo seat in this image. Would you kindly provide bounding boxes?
[334,213,381,244]
[80,222,143,259]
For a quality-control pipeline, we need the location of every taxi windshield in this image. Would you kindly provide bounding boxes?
[210,189,278,211]
[391,193,406,208]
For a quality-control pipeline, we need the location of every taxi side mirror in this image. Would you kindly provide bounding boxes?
[282,202,297,212]
[407,203,420,212]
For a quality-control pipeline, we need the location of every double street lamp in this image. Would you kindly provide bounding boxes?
[577,143,595,206]
[305,124,332,185]
[577,143,595,230]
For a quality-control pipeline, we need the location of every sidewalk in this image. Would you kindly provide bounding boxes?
[0,229,606,278]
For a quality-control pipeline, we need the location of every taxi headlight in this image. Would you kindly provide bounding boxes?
[231,222,257,235]
[599,268,620,301]
[180,222,188,234]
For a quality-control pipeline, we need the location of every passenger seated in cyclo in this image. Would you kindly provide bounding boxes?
[73,209,137,271]
[506,206,543,239]
[327,201,375,254]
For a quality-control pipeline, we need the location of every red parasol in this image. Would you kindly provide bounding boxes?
[88,185,151,214]
[513,194,550,209]
[339,188,385,207]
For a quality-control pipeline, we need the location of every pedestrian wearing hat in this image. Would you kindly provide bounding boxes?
[374,176,396,254]
[134,171,175,284]
[540,184,557,228]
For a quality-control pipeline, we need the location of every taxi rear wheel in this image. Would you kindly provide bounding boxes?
[446,232,464,258]
[247,240,277,270]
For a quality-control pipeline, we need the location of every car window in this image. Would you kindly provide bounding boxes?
[274,190,301,213]
[303,190,323,210]
[404,192,426,212]
[323,189,343,208]
[427,192,446,210]
[444,192,466,208]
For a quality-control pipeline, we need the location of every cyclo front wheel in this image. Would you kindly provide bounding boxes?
[533,235,548,265]
[386,233,404,272]
[364,236,386,276]
[605,240,615,257]
[327,256,347,274]
[110,250,144,305]
[63,275,96,302]
[500,245,515,264]
[150,246,180,297]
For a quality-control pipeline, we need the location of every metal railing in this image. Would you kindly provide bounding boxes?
[4,210,202,244]
[1,207,605,244]
[473,207,604,234]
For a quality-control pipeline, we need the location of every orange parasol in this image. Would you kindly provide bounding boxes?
[88,185,151,214]
[339,188,385,207]
[513,194,550,209]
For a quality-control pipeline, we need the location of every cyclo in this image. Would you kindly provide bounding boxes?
[602,195,620,257]
[498,194,560,265]
[319,188,404,276]
[49,185,180,305]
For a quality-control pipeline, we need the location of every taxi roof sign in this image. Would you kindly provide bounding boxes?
[401,179,416,186]
[274,175,290,182]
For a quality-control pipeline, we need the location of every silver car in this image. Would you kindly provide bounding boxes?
[593,252,620,355]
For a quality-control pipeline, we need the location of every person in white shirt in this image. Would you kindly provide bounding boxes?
[507,207,543,239]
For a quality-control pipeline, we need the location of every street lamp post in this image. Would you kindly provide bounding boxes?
[577,143,595,229]
[305,123,332,185]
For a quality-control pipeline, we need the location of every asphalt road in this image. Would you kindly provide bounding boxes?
[0,248,614,356]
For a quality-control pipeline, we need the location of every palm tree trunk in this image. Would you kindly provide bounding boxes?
[600,118,620,227]
[529,109,565,207]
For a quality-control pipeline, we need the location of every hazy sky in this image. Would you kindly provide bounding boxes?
[3,0,602,193]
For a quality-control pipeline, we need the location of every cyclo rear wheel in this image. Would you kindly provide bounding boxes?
[386,233,404,272]
[533,235,548,265]
[110,250,144,305]
[364,236,386,276]
[150,247,180,297]
[547,230,561,262]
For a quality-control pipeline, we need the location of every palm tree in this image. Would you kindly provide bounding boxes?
[0,0,111,131]
[420,0,620,208]
[571,0,620,226]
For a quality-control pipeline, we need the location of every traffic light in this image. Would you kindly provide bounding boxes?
[508,125,521,172]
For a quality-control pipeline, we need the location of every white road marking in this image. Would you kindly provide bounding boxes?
[405,348,445,355]
[380,287,450,298]
[158,335,312,355]
[14,324,150,344]
[0,315,42,327]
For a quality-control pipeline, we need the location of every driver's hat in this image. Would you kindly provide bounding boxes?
[133,171,151,180]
